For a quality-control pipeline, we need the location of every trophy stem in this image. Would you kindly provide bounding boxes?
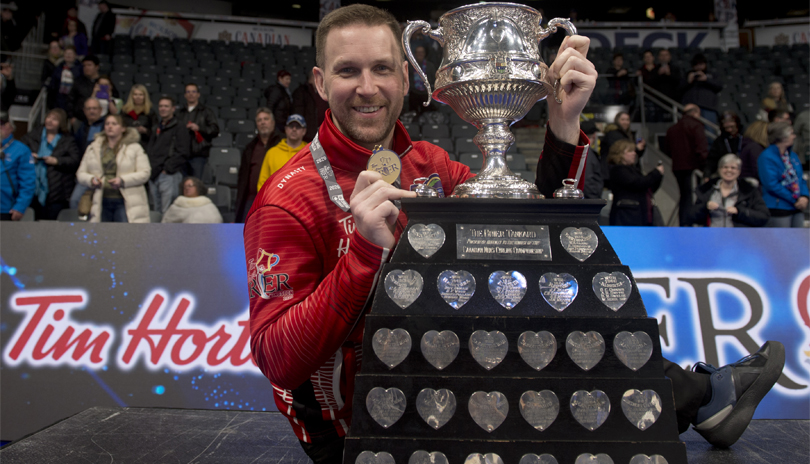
[450,119,544,199]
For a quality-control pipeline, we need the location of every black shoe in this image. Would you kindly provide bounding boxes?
[692,340,785,448]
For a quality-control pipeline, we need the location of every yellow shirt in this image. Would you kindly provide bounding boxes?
[257,139,307,192]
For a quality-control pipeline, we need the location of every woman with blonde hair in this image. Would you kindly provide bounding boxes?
[121,84,155,148]
[76,114,151,222]
[739,120,769,182]
[608,139,664,226]
[758,81,793,121]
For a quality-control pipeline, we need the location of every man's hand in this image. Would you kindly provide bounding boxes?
[136,125,148,134]
[726,206,738,215]
[186,121,200,132]
[349,171,417,250]
[796,196,809,211]
[547,35,598,145]
[10,209,23,221]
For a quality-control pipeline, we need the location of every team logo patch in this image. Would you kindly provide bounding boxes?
[248,249,293,300]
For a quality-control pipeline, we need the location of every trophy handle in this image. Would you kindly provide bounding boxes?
[403,20,443,107]
[537,18,578,103]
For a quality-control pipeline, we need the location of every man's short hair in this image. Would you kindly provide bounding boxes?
[255,107,274,119]
[767,121,793,145]
[767,109,789,122]
[316,4,402,69]
[63,44,76,54]
[184,82,199,92]
[82,55,100,66]
[84,97,101,108]
[158,95,175,106]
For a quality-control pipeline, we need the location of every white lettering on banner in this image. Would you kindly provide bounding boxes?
[194,22,312,47]
[579,28,723,49]
[3,290,113,368]
[276,166,306,189]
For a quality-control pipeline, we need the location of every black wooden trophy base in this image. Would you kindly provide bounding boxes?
[345,199,688,464]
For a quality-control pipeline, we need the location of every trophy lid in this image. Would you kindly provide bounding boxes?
[439,2,543,23]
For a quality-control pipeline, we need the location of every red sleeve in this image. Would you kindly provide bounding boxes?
[535,124,590,198]
[244,205,390,390]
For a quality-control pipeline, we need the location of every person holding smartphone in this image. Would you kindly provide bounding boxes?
[91,76,122,118]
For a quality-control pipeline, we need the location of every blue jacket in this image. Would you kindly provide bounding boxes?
[0,135,36,214]
[757,144,809,211]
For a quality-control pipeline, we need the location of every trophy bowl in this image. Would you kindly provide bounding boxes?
[403,2,576,198]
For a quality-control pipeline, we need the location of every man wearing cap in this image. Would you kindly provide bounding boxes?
[257,114,307,191]
[264,70,293,134]
[0,113,35,220]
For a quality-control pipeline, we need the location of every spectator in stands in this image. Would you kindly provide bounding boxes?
[688,154,769,228]
[408,46,437,114]
[768,108,790,124]
[177,82,219,180]
[581,120,603,200]
[76,113,151,223]
[122,84,155,149]
[637,49,660,121]
[234,107,281,223]
[68,55,102,125]
[706,111,744,180]
[292,69,328,143]
[758,121,809,228]
[681,53,722,126]
[739,120,768,182]
[758,81,793,122]
[60,6,87,39]
[49,45,81,111]
[0,112,34,221]
[265,70,293,134]
[91,1,115,56]
[257,114,307,191]
[601,111,645,189]
[664,104,708,227]
[0,55,14,113]
[41,40,63,87]
[604,52,633,105]
[20,108,80,220]
[146,96,190,214]
[1,2,23,53]
[608,138,664,226]
[652,49,681,104]
[794,109,809,168]
[161,176,223,224]
[91,76,123,118]
[60,19,88,57]
[74,97,104,154]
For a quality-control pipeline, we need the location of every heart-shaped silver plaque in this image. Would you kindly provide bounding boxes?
[621,389,662,431]
[410,451,449,464]
[416,388,456,429]
[488,270,527,309]
[519,454,559,464]
[570,390,610,431]
[469,330,508,370]
[565,331,605,371]
[356,451,396,464]
[629,454,669,464]
[437,270,476,309]
[574,454,614,464]
[465,453,504,464]
[366,387,406,428]
[408,223,446,258]
[421,330,460,370]
[560,227,598,262]
[539,272,578,311]
[468,391,509,432]
[614,331,653,371]
[384,269,423,309]
[372,328,411,369]
[519,390,559,431]
[592,271,632,311]
[517,331,557,371]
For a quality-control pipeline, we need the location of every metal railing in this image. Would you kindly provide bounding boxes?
[27,88,47,127]
[636,75,721,139]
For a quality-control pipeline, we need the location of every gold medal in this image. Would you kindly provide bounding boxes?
[367,146,402,184]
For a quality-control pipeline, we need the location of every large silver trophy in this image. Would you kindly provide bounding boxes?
[403,2,576,198]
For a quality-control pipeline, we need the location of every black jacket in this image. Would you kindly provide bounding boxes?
[146,116,191,180]
[706,133,743,178]
[687,179,770,227]
[234,132,282,223]
[601,127,644,187]
[20,127,81,205]
[292,83,328,143]
[177,104,219,158]
[123,109,155,148]
[67,74,98,121]
[609,164,663,226]
[681,72,722,112]
[265,83,292,133]
[91,11,116,45]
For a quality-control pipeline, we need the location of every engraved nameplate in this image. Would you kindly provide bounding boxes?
[457,224,551,261]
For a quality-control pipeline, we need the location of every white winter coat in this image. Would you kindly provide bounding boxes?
[161,196,223,223]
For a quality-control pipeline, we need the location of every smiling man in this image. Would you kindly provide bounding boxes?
[243,4,782,463]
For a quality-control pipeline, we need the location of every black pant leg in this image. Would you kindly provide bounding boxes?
[663,358,710,433]
[674,169,695,227]
[299,436,346,464]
